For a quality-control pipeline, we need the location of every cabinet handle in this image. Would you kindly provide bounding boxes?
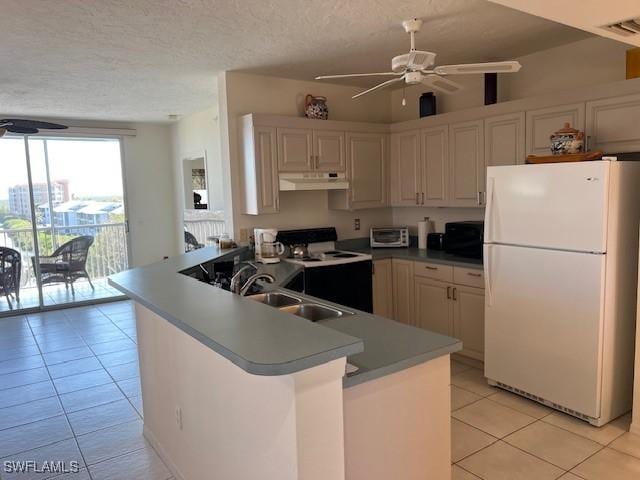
[416,192,419,205]
[467,272,482,277]
[447,286,451,299]
[421,192,425,205]
[425,266,438,270]
[476,191,481,206]
[452,287,457,301]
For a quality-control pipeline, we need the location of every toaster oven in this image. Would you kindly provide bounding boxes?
[370,227,409,248]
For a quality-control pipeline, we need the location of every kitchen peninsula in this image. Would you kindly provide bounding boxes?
[109,245,461,480]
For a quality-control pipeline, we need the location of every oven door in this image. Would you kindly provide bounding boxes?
[372,229,403,247]
[304,261,373,313]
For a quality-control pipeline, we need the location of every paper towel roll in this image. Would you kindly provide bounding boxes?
[418,220,428,250]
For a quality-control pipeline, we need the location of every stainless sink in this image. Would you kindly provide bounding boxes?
[246,292,302,307]
[279,303,349,321]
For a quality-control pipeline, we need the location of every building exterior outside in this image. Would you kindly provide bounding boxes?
[8,181,69,219]
[38,201,123,234]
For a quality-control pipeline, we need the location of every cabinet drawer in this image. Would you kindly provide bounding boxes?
[414,262,453,282]
[453,267,484,288]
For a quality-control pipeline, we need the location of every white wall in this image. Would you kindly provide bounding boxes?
[122,123,177,266]
[391,36,628,123]
[391,207,485,234]
[218,71,393,241]
[170,105,230,252]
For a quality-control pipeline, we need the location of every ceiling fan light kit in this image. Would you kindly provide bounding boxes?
[315,18,522,102]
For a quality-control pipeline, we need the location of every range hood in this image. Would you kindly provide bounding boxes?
[279,172,349,191]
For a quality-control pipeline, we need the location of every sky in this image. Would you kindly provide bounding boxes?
[0,137,124,201]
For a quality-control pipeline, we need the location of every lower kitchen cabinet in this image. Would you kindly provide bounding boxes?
[414,277,451,337]
[452,285,485,360]
[372,259,394,318]
[385,259,485,360]
[392,259,414,325]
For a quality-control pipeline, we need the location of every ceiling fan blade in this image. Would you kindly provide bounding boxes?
[6,125,39,134]
[434,61,522,75]
[0,118,68,130]
[316,72,401,80]
[352,77,405,99]
[420,74,463,94]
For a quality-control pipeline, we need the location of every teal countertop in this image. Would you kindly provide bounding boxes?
[109,245,462,384]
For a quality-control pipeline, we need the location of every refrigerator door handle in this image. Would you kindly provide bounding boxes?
[485,177,495,243]
[485,245,494,306]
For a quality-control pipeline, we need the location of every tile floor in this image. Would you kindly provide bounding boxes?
[3,300,640,480]
[0,279,126,315]
[450,357,640,480]
[0,300,172,480]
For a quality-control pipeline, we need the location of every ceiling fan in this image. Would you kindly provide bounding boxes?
[0,118,68,138]
[316,18,522,99]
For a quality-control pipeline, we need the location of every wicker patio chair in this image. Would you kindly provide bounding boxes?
[184,230,204,252]
[32,236,95,294]
[0,247,21,306]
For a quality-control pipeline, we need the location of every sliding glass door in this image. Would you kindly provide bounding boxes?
[0,134,129,315]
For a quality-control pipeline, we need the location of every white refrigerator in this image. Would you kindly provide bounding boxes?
[484,160,640,426]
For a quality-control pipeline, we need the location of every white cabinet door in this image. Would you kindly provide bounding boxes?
[485,112,525,167]
[586,93,640,153]
[277,128,313,171]
[484,244,604,418]
[243,126,279,214]
[421,125,449,206]
[314,131,345,172]
[347,132,388,209]
[449,120,484,207]
[485,162,609,253]
[392,259,414,324]
[452,285,485,361]
[373,259,394,318]
[391,131,421,206]
[414,277,452,336]
[526,103,585,156]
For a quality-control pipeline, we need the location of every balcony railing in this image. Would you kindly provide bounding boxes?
[184,219,226,244]
[0,223,128,288]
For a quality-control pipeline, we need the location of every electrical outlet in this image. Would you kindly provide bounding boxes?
[175,406,183,430]
[354,218,361,231]
[239,228,249,242]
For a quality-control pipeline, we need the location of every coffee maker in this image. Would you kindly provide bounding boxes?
[254,228,285,264]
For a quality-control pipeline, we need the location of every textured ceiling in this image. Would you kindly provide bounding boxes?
[0,0,590,122]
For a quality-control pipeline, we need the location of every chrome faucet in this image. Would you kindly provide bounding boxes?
[229,264,255,294]
[239,273,276,296]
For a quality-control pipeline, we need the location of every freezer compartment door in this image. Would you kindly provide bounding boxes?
[484,244,605,418]
[485,162,610,252]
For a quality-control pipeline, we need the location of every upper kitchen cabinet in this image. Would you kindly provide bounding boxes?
[277,128,313,171]
[239,120,279,215]
[391,126,448,207]
[331,132,388,210]
[586,93,640,153]
[314,131,346,172]
[485,112,525,167]
[526,103,585,156]
[449,120,484,207]
[391,130,421,206]
[421,125,449,207]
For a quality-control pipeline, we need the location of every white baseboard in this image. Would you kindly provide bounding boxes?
[144,425,186,480]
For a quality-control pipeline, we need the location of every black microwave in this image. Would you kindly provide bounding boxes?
[445,221,484,259]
